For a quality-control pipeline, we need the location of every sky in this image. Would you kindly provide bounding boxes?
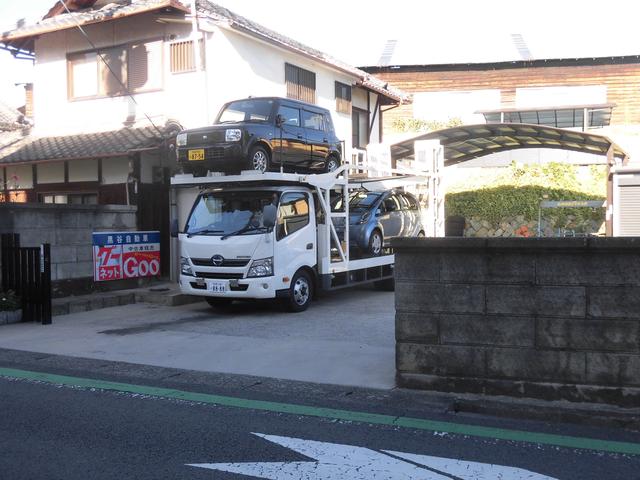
[1,0,638,107]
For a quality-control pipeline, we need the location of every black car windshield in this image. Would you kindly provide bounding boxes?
[217,99,274,123]
[186,191,279,236]
[333,191,382,211]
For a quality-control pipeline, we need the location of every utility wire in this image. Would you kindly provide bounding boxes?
[58,0,165,137]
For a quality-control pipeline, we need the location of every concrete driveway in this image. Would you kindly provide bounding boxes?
[0,287,396,389]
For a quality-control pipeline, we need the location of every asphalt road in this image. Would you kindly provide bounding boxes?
[1,354,639,480]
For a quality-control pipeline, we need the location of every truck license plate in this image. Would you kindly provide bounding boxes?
[210,281,227,293]
[188,149,205,161]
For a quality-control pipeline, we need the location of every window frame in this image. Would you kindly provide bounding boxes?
[67,38,164,101]
[335,81,352,114]
[285,63,316,104]
[169,38,206,75]
[276,192,310,241]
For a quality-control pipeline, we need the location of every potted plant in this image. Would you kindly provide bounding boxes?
[0,290,22,325]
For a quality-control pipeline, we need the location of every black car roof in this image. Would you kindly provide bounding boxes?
[224,96,330,112]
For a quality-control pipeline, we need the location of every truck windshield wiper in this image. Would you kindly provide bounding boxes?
[187,228,223,238]
[221,223,266,240]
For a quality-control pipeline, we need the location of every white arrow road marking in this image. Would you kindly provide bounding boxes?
[385,450,557,480]
[187,432,558,480]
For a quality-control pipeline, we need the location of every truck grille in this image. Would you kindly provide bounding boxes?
[195,272,244,280]
[191,258,250,267]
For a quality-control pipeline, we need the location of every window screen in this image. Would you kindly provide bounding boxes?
[285,63,316,104]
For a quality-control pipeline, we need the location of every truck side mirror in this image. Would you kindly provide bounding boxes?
[276,114,285,128]
[263,204,277,228]
[170,218,179,238]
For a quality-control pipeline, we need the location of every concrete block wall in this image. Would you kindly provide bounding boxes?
[393,237,640,407]
[0,203,136,288]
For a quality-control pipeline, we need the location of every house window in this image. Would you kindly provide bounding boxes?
[169,39,205,74]
[335,81,352,114]
[40,193,98,205]
[67,40,162,99]
[352,107,369,149]
[285,63,315,104]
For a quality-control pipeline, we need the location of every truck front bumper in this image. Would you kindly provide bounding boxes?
[179,274,278,299]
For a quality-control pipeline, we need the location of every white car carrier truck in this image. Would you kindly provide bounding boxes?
[171,166,426,312]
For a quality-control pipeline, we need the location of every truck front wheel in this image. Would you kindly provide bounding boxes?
[284,270,313,312]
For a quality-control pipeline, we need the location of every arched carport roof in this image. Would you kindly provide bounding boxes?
[390,123,629,165]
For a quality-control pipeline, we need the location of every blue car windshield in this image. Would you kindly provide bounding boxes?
[186,191,279,236]
[345,191,382,211]
[217,99,273,123]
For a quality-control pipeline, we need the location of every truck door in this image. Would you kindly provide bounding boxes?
[274,192,316,280]
[274,105,308,167]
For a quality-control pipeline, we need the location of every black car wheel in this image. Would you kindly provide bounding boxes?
[324,155,340,173]
[204,297,233,309]
[368,229,383,256]
[249,146,270,173]
[284,269,313,312]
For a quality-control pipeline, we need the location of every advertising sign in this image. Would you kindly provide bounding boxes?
[92,231,160,282]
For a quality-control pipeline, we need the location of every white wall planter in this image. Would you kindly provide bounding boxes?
[0,310,22,325]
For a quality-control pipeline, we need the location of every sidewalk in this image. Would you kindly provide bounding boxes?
[52,282,200,316]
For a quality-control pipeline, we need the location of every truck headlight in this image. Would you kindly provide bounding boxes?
[176,132,187,147]
[225,129,241,142]
[180,256,194,276]
[247,257,273,277]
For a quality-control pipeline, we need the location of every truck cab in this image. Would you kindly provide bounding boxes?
[178,184,318,311]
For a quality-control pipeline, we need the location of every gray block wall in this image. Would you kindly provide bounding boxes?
[0,203,137,284]
[393,237,640,407]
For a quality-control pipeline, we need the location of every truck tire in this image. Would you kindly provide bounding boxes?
[284,270,313,312]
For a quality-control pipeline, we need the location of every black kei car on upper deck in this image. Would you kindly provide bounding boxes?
[175,97,342,175]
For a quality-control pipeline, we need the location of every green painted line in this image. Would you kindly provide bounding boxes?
[1,367,638,455]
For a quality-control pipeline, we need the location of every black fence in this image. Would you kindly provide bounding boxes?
[0,233,52,324]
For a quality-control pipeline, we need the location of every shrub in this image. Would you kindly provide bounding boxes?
[0,290,21,312]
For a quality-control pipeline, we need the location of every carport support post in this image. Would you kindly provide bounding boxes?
[606,144,614,236]
[414,140,445,237]
[169,187,179,282]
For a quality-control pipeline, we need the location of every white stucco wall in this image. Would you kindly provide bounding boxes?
[37,162,65,183]
[101,156,129,184]
[5,165,33,190]
[68,158,98,182]
[29,12,388,159]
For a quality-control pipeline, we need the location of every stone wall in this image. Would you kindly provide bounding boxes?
[464,215,605,238]
[393,237,640,407]
[0,203,137,296]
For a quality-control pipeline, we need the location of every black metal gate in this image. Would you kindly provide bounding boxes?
[0,233,52,324]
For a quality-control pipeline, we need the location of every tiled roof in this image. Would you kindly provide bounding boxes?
[0,0,409,104]
[0,101,24,131]
[0,0,189,56]
[0,125,174,165]
[196,1,409,103]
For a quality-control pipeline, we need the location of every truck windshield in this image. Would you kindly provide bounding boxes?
[217,99,274,123]
[186,191,279,236]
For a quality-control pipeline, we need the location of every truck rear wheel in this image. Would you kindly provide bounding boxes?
[284,270,313,312]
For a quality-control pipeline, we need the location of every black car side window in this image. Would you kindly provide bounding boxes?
[278,106,301,127]
[302,110,324,131]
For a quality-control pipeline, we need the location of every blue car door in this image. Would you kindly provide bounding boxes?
[379,194,402,240]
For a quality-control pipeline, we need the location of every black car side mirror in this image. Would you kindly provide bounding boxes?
[170,218,179,238]
[276,114,285,128]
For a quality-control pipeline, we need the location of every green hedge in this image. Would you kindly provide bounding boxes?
[445,162,606,225]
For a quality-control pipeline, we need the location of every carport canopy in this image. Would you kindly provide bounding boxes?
[390,123,628,165]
